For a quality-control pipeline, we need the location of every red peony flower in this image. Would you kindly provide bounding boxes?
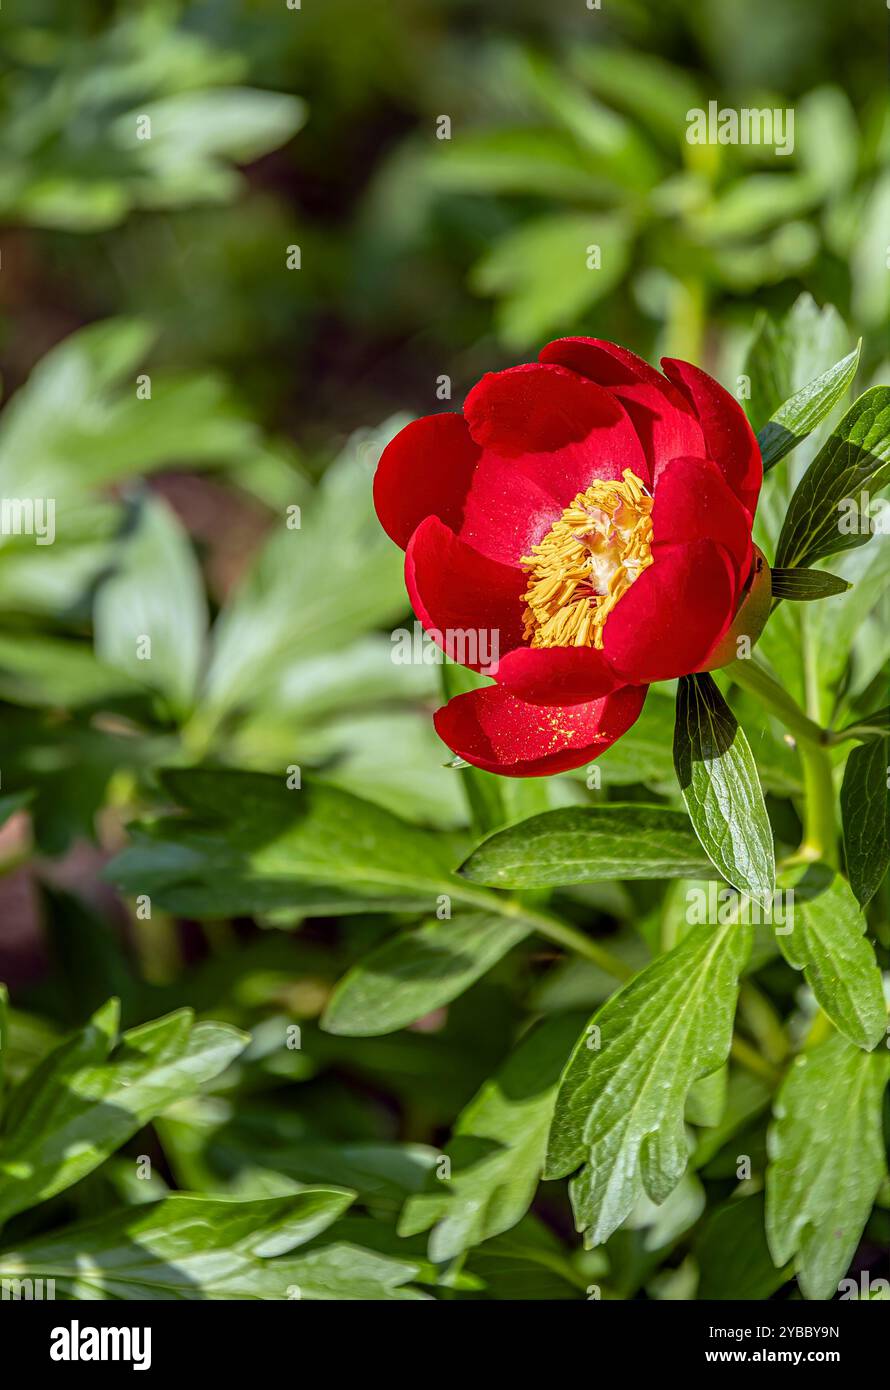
[374,338,766,777]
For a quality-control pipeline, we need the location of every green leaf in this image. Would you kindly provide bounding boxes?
[769,568,851,600]
[94,494,208,719]
[199,423,406,721]
[766,1032,890,1300]
[0,319,267,506]
[744,295,850,436]
[399,1013,583,1260]
[838,706,890,740]
[0,1189,421,1300]
[107,771,468,917]
[0,634,141,708]
[471,212,632,348]
[778,868,886,1050]
[321,913,532,1038]
[463,1215,586,1300]
[0,1002,246,1224]
[544,923,752,1245]
[673,674,775,904]
[696,1195,793,1300]
[841,736,890,906]
[757,343,860,473]
[159,1097,436,1206]
[459,805,715,889]
[775,387,890,570]
[685,1064,728,1129]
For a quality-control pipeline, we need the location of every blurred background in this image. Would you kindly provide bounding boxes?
[0,0,887,1299]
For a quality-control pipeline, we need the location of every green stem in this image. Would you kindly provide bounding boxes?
[796,740,839,868]
[516,905,635,980]
[729,1035,780,1085]
[725,659,824,746]
[725,658,838,867]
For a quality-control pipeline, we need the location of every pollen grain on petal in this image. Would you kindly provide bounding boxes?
[520,469,653,650]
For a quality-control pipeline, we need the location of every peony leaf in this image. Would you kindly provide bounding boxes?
[769,567,851,600]
[775,387,890,570]
[837,706,890,740]
[321,912,533,1037]
[778,867,886,1049]
[766,1032,890,1300]
[94,494,208,720]
[398,1012,583,1260]
[673,674,775,904]
[696,1195,793,1300]
[0,1002,247,1224]
[106,770,470,917]
[841,736,890,907]
[545,923,752,1246]
[459,804,714,889]
[0,1191,426,1300]
[757,342,860,473]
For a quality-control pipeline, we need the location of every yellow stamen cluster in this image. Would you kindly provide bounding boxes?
[520,469,654,649]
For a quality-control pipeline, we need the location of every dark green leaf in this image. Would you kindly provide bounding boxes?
[399,1012,583,1260]
[545,923,752,1245]
[322,912,532,1037]
[106,771,468,917]
[0,1001,246,1223]
[757,343,860,472]
[0,1190,419,1300]
[841,736,890,906]
[459,805,715,889]
[775,387,890,570]
[769,568,851,600]
[674,674,775,903]
[766,1033,890,1300]
[778,868,886,1049]
[696,1195,793,1299]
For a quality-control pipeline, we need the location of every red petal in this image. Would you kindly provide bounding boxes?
[464,360,649,489]
[541,337,706,469]
[603,539,737,684]
[611,381,706,476]
[493,645,622,705]
[458,455,563,568]
[374,413,481,551]
[435,683,648,777]
[652,455,752,585]
[661,359,762,519]
[405,516,526,670]
[540,336,667,389]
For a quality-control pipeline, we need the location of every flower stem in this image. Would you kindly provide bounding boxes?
[515,905,635,980]
[796,740,839,868]
[729,1035,780,1085]
[725,658,838,867]
[725,658,824,745]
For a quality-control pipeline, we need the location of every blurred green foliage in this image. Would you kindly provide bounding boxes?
[0,0,887,1302]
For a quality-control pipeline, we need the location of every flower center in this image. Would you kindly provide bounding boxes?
[520,469,654,650]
